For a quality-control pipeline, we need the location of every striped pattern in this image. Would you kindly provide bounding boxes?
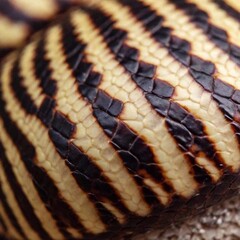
[0,0,85,59]
[0,0,240,239]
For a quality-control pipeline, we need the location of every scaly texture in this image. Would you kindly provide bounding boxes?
[0,0,240,240]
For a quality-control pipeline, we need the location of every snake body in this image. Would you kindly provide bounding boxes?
[0,0,240,240]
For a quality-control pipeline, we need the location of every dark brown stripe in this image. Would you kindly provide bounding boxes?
[34,38,57,98]
[9,60,97,237]
[0,214,7,233]
[84,5,223,184]
[136,0,240,146]
[212,0,240,22]
[11,59,38,114]
[0,175,27,239]
[0,138,51,240]
[12,34,121,230]
[49,128,123,227]
[62,18,165,206]
[169,0,240,66]
[0,48,14,62]
[118,0,240,164]
[55,0,79,8]
[0,234,8,240]
[35,31,126,228]
[190,69,240,144]
[1,63,85,237]
[0,0,47,28]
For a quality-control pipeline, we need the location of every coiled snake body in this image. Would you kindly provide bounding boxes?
[0,0,240,239]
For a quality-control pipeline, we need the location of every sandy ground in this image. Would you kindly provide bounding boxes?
[133,195,240,240]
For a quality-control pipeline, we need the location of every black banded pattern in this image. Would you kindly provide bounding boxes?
[116,0,240,168]
[62,19,168,206]
[84,5,224,185]
[0,0,86,60]
[0,0,47,28]
[1,0,240,240]
[0,60,87,238]
[0,177,26,240]
[0,118,52,240]
[169,0,240,66]
[212,0,240,22]
[8,40,98,236]
[62,19,155,212]
[0,214,7,233]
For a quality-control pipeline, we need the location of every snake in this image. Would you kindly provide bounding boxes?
[0,0,240,240]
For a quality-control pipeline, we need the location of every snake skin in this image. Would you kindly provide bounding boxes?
[0,0,240,240]
[0,0,86,59]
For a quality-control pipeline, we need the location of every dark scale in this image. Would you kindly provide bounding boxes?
[170,0,240,66]
[85,3,223,185]
[12,43,118,233]
[11,59,38,115]
[6,31,111,239]
[0,215,7,233]
[67,143,129,220]
[189,65,240,143]
[52,112,76,139]
[0,0,47,29]
[190,69,214,92]
[119,0,240,169]
[121,0,240,139]
[1,1,240,240]
[34,38,57,97]
[190,56,215,75]
[214,79,235,98]
[0,91,58,240]
[152,26,171,46]
[62,17,167,207]
[212,0,240,22]
[0,88,88,239]
[168,0,240,144]
[169,37,191,66]
[7,55,90,237]
[32,20,130,229]
[0,155,28,240]
[37,97,56,127]
[167,102,224,170]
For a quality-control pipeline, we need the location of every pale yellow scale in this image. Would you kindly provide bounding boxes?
[1,0,240,240]
[0,118,64,240]
[2,56,95,237]
[98,0,240,174]
[20,42,45,107]
[11,0,59,19]
[225,0,240,12]
[0,14,28,48]
[72,10,198,200]
[0,150,40,240]
[0,0,67,49]
[189,0,240,49]
[0,203,21,240]
[145,0,240,90]
[45,25,151,218]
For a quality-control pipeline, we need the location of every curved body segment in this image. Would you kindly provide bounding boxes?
[0,0,240,239]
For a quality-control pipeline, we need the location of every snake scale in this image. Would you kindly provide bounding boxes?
[0,0,240,239]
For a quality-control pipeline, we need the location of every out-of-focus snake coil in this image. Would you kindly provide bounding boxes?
[0,0,240,240]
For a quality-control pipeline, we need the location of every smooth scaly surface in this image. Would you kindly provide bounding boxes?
[0,0,240,239]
